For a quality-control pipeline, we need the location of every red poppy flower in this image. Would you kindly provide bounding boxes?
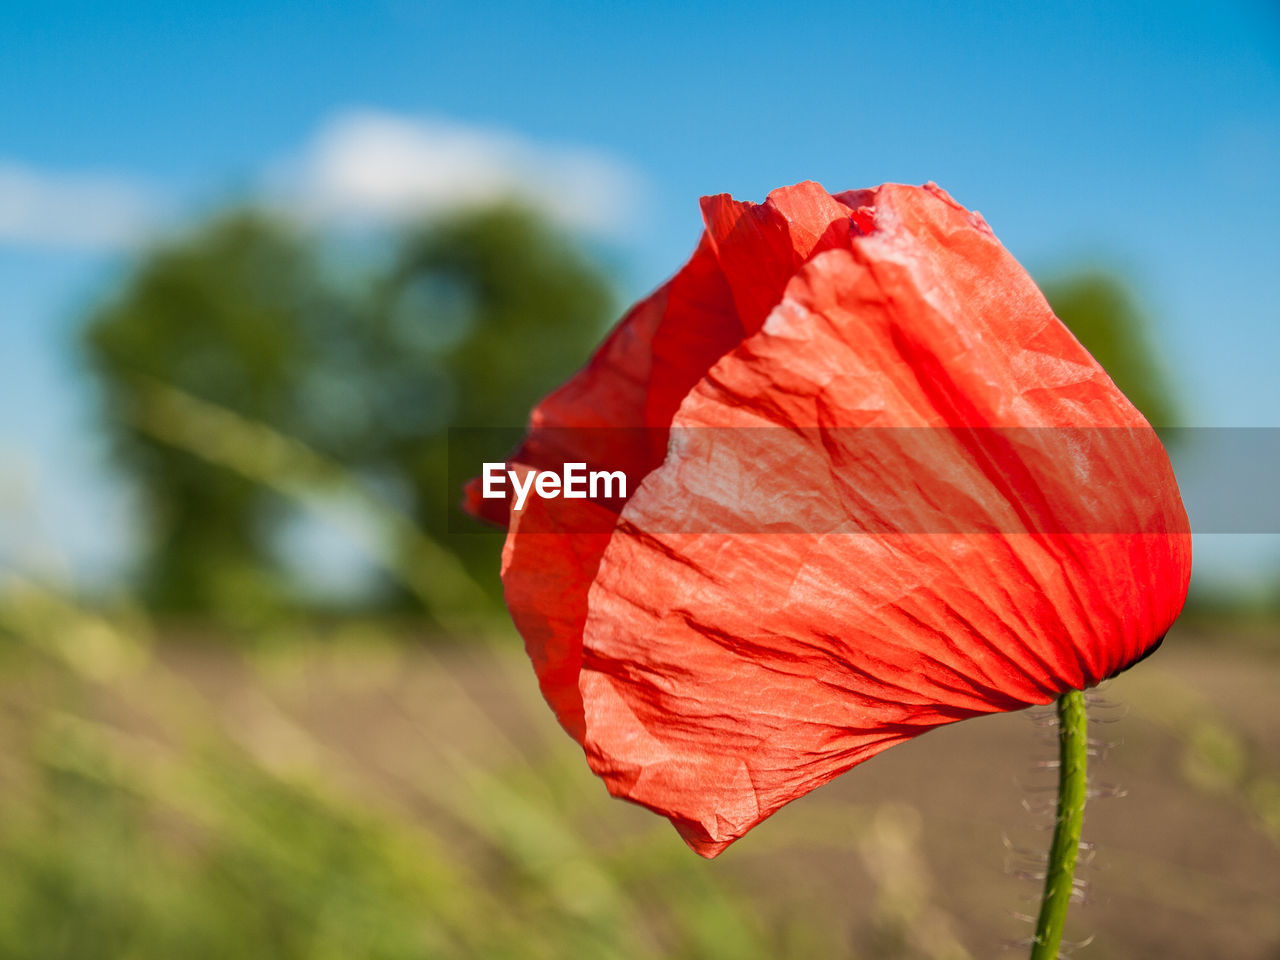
[465,181,1191,858]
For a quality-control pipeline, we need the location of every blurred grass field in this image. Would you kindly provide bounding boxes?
[0,578,1276,960]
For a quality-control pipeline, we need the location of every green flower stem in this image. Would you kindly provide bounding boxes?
[1029,688,1088,960]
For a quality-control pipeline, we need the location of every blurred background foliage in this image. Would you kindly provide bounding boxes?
[1040,272,1177,429]
[83,212,338,617]
[82,205,613,624]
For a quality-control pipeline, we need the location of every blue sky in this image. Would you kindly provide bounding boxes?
[2,1,1278,588]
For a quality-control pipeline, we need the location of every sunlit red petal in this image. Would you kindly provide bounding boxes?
[465,180,1191,858]
[578,184,1189,855]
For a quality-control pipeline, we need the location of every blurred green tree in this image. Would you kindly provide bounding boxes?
[348,207,615,604]
[83,212,343,618]
[82,205,614,622]
[1041,272,1177,427]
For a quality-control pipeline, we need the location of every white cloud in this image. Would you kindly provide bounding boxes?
[0,162,156,251]
[275,110,643,235]
[0,112,642,253]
